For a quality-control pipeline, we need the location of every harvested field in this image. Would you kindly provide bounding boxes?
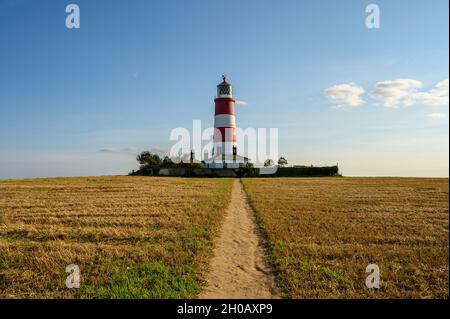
[0,176,233,298]
[242,177,449,298]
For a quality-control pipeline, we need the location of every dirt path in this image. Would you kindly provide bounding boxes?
[199,179,279,299]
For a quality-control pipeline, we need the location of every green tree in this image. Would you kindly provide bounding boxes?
[245,162,254,169]
[161,156,175,168]
[277,157,288,168]
[136,151,162,168]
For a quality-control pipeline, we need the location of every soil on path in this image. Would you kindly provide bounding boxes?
[199,179,279,299]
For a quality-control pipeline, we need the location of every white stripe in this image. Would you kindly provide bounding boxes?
[214,114,236,127]
[213,142,237,155]
[217,94,233,98]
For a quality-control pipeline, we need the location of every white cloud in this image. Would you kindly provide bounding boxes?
[371,79,423,108]
[99,147,139,155]
[414,79,449,107]
[428,112,448,122]
[98,146,169,157]
[235,100,248,105]
[324,83,366,109]
[372,78,449,108]
[149,147,170,156]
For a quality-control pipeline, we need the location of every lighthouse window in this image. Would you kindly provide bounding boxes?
[219,86,230,95]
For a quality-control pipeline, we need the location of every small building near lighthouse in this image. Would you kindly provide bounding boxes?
[205,76,249,169]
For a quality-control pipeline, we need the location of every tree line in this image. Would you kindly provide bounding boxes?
[130,151,203,176]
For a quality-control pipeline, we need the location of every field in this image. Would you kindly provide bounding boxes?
[0,176,233,298]
[243,177,449,298]
[1,176,448,299]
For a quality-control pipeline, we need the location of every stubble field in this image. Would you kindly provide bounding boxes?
[0,176,448,299]
[243,177,449,298]
[0,176,233,298]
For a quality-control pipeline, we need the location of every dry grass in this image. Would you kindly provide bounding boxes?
[243,177,449,299]
[0,176,233,298]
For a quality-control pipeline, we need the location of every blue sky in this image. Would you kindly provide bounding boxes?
[0,0,448,178]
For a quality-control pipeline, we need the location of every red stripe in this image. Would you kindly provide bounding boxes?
[213,127,237,142]
[215,99,235,115]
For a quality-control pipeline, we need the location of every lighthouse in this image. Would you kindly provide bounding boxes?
[205,76,249,168]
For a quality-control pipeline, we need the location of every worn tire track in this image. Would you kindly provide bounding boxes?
[199,179,279,299]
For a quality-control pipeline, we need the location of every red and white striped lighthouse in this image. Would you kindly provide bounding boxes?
[213,75,237,157]
[206,75,248,168]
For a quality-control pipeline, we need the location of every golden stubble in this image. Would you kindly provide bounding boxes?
[0,176,234,298]
[243,177,449,298]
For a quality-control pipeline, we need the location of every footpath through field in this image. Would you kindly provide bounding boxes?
[199,179,279,299]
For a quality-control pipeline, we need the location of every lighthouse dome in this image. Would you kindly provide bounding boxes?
[217,75,233,98]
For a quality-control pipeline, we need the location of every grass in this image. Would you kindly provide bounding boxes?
[242,177,449,298]
[0,176,234,298]
[2,176,448,299]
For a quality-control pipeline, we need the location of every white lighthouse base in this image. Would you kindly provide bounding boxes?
[204,154,249,169]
